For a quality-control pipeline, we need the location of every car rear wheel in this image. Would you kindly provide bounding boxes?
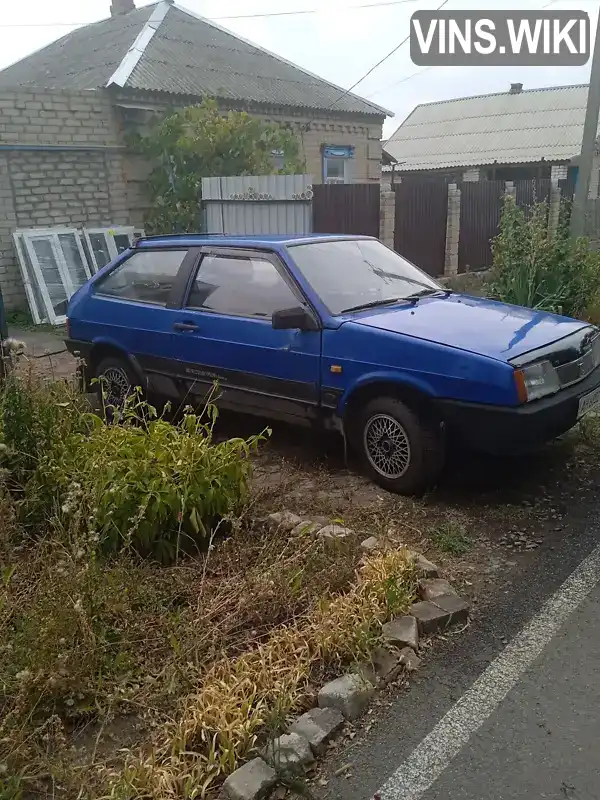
[357,396,445,495]
[95,357,139,411]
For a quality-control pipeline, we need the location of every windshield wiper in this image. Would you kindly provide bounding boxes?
[340,297,410,314]
[403,288,452,301]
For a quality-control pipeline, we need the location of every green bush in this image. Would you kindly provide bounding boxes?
[0,376,266,562]
[488,195,600,319]
[58,398,265,561]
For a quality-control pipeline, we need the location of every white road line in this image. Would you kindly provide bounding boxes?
[377,539,600,800]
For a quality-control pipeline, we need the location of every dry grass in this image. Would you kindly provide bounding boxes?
[0,478,417,799]
[104,550,416,799]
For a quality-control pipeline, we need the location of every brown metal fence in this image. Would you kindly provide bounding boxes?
[393,182,448,276]
[514,178,552,216]
[312,184,380,237]
[458,181,505,272]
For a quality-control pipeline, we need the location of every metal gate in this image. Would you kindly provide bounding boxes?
[312,184,380,237]
[458,181,505,272]
[393,182,448,276]
[202,175,312,235]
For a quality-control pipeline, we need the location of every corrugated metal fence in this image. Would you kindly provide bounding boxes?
[394,182,448,276]
[312,184,380,237]
[202,175,313,235]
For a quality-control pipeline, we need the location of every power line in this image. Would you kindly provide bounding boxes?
[364,66,432,98]
[1,0,595,25]
[324,0,449,111]
[0,0,420,28]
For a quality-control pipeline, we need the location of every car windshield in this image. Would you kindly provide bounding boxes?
[287,238,444,315]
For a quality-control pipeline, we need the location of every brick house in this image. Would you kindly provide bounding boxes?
[0,0,388,312]
[382,82,599,190]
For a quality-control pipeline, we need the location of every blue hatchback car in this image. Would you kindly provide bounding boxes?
[66,233,600,494]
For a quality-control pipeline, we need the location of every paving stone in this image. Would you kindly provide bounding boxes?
[319,525,354,553]
[415,554,440,578]
[432,593,470,626]
[221,757,277,800]
[381,615,419,651]
[291,520,323,536]
[370,645,403,684]
[398,646,421,672]
[418,578,457,602]
[267,511,304,533]
[360,536,381,553]
[318,673,374,721]
[409,600,452,634]
[290,707,345,755]
[261,732,314,774]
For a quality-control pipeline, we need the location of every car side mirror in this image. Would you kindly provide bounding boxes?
[272,306,319,332]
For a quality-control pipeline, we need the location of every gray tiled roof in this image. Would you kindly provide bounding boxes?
[0,1,387,118]
[384,84,593,170]
[0,5,155,90]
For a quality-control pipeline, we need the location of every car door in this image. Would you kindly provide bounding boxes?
[86,247,200,400]
[171,247,322,422]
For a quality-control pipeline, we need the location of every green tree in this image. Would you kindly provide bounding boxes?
[134,99,304,233]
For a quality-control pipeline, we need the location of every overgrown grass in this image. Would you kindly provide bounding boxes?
[430,520,472,556]
[0,372,419,798]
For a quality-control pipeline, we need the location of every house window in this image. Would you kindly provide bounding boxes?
[271,149,285,171]
[323,145,355,184]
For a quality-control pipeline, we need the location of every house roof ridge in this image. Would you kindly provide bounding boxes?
[107,0,171,88]
[168,1,392,117]
[409,82,590,111]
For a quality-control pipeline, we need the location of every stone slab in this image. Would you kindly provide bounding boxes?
[410,600,452,634]
[418,578,457,602]
[221,757,277,800]
[318,673,374,721]
[360,536,381,554]
[267,511,304,532]
[261,732,314,773]
[382,615,419,651]
[290,707,345,755]
[432,593,470,626]
[398,646,421,672]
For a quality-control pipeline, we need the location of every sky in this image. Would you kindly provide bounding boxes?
[0,0,598,138]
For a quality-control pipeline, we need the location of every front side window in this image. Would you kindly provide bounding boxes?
[323,145,355,184]
[288,238,443,315]
[186,253,298,319]
[95,249,187,305]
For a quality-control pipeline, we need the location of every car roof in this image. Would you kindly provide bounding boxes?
[134,233,374,249]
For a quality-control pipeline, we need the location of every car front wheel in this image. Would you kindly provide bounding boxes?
[357,396,445,495]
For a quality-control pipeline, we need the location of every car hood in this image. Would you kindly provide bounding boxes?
[349,294,588,362]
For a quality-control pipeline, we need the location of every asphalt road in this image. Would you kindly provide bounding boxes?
[315,495,600,800]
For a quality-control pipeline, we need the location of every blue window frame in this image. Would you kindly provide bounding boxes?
[322,145,355,184]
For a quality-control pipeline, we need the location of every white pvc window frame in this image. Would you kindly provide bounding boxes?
[83,227,145,272]
[13,228,92,326]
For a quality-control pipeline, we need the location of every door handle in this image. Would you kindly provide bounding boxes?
[173,322,199,332]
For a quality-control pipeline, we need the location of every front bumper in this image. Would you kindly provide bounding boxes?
[437,365,600,455]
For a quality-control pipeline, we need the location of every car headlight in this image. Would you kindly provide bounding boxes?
[514,360,561,403]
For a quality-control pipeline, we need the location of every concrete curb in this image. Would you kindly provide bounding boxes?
[220,513,471,800]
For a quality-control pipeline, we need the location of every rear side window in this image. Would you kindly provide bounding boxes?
[186,253,298,318]
[95,250,187,305]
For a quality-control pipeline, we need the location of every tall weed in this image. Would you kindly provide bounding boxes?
[488,195,600,319]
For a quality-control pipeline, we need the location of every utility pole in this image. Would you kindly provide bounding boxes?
[571,11,600,238]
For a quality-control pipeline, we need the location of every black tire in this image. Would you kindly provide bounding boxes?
[95,356,141,411]
[355,395,445,495]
